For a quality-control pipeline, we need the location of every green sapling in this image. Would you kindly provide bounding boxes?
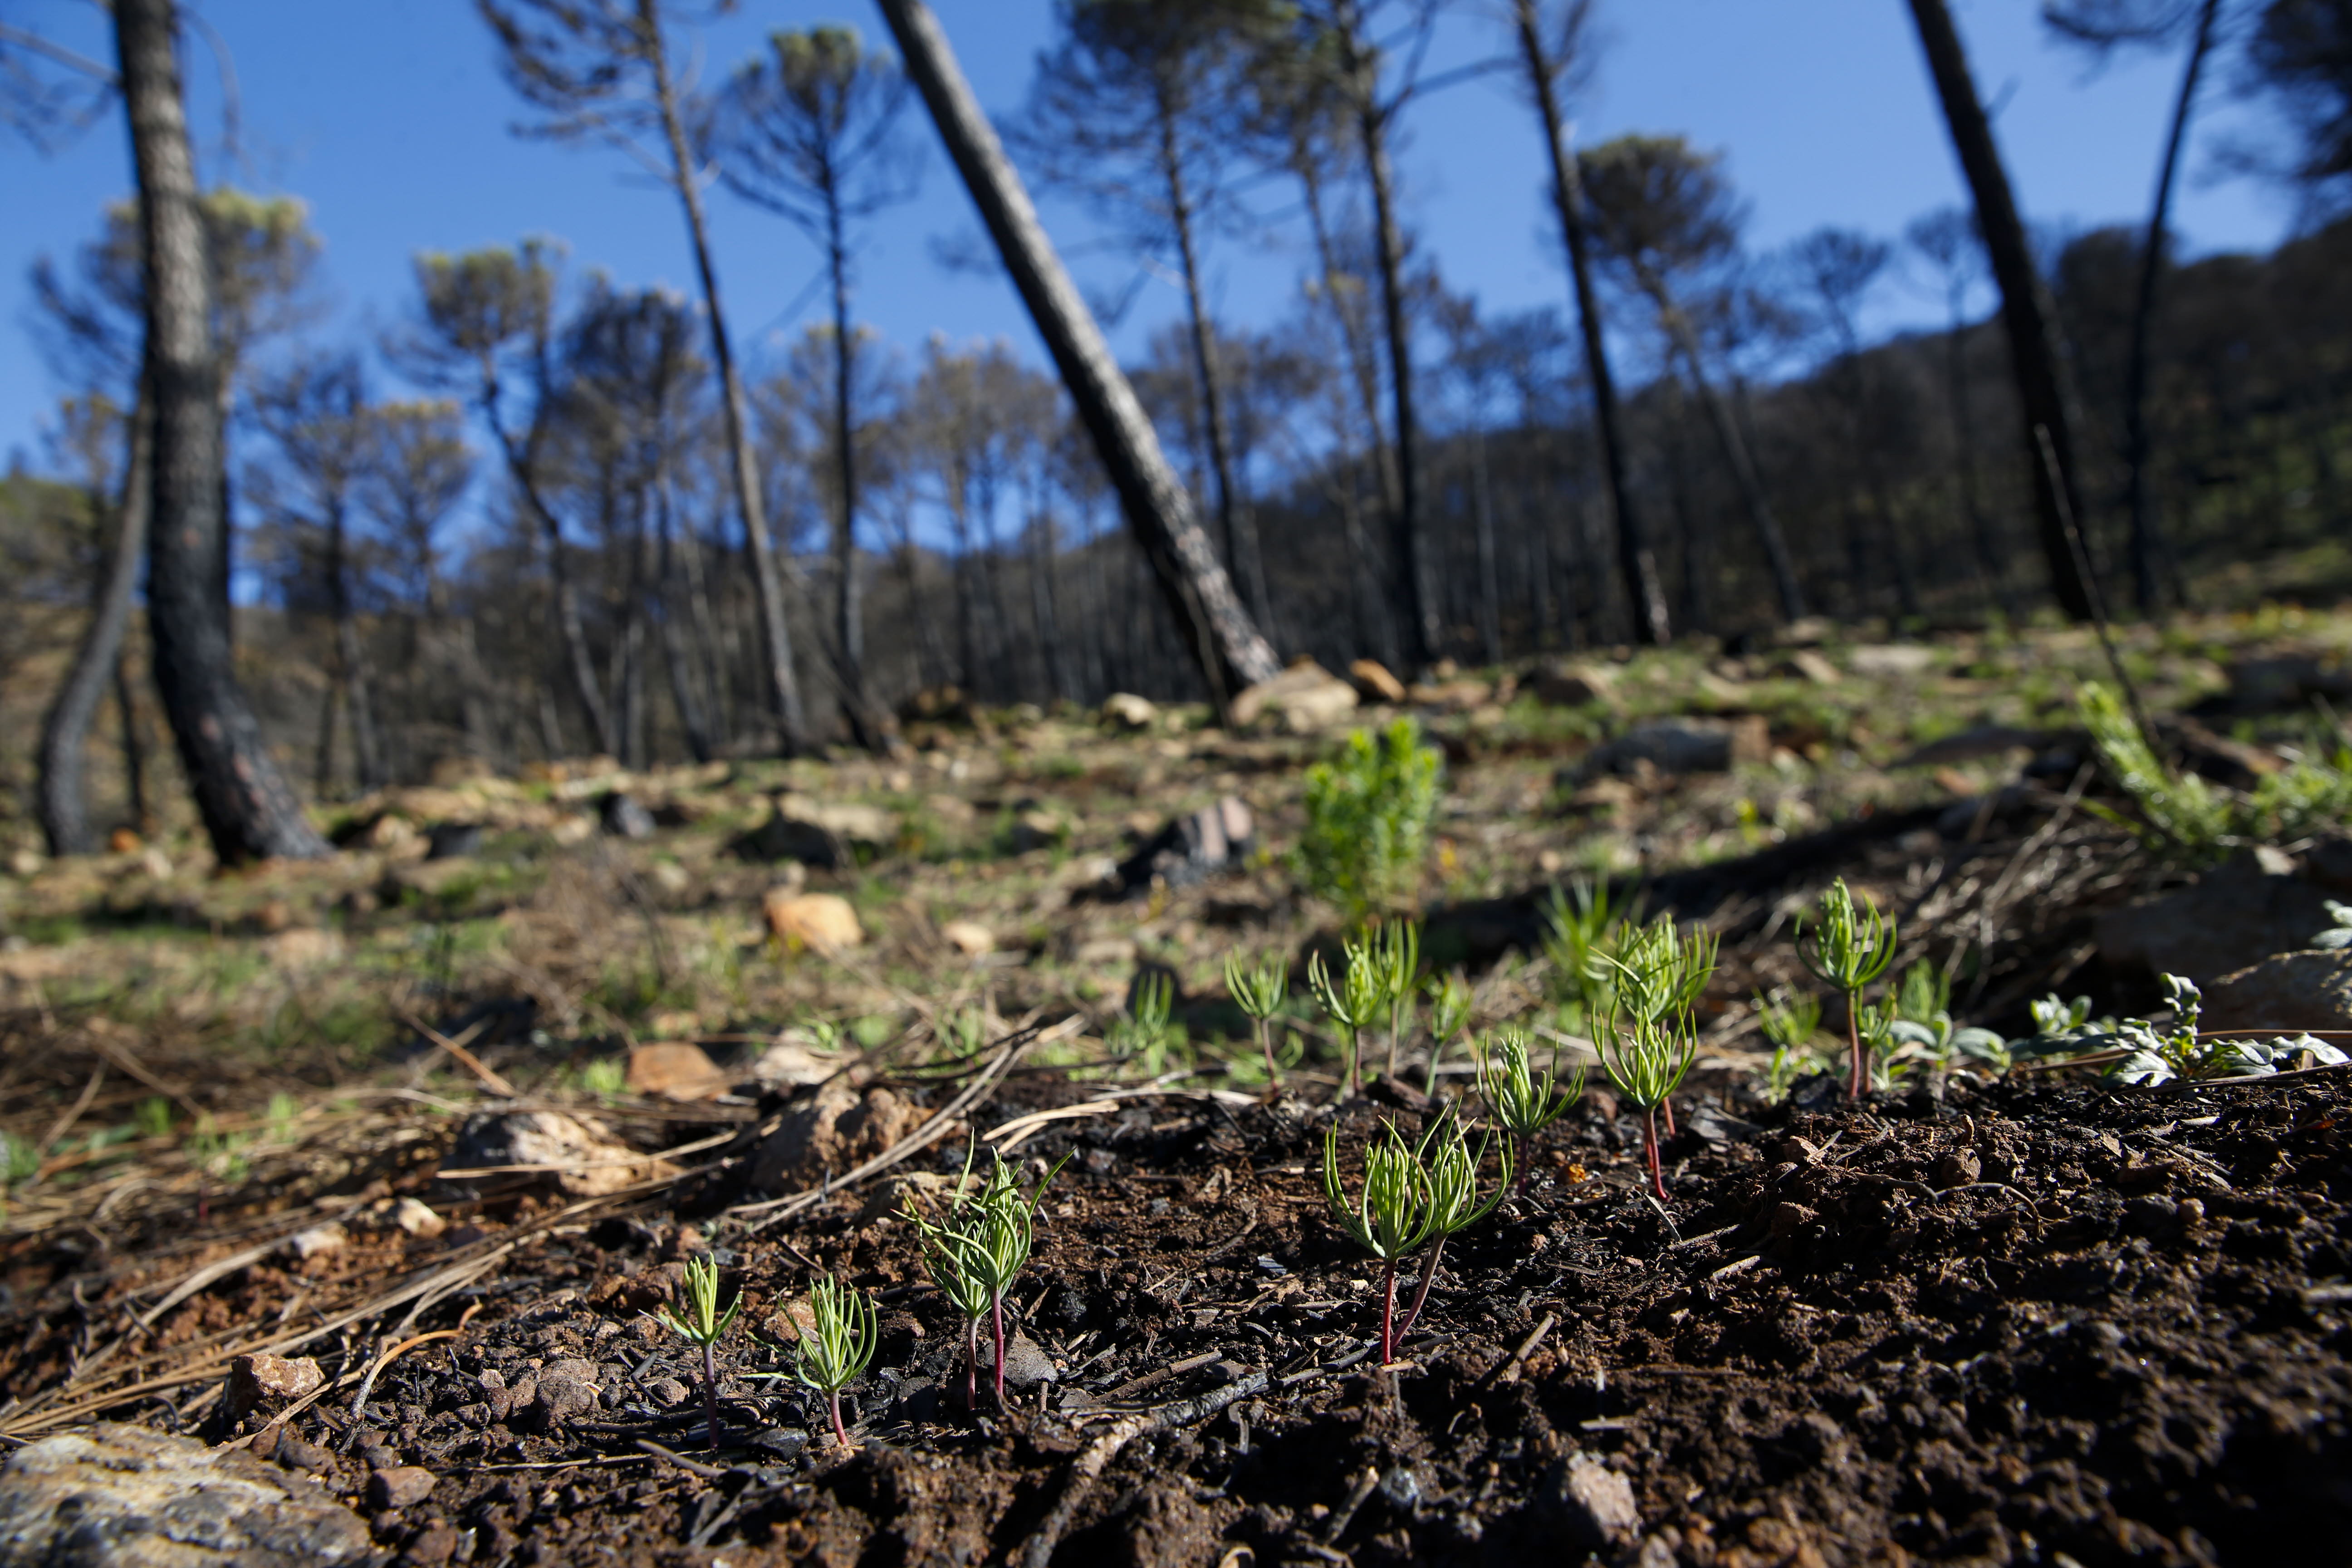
[1794,878,1899,1098]
[653,1254,743,1450]
[792,1274,878,1450]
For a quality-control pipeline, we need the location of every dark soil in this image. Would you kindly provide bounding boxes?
[6,1055,2348,1568]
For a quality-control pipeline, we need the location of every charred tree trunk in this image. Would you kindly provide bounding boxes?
[878,0,1278,712]
[38,383,152,857]
[1906,0,2096,621]
[824,185,885,749]
[2123,0,2220,613]
[1514,0,1667,645]
[642,0,808,752]
[115,0,327,862]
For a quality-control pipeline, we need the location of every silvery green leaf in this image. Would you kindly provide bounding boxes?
[2310,927,2352,949]
[1950,1027,2008,1061]
[1886,1019,1941,1049]
[2273,1034,2349,1066]
[2111,1051,2174,1086]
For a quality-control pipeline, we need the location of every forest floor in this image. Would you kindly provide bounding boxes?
[2,606,2350,1567]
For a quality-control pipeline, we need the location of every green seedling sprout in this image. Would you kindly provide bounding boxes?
[1794,878,1899,1098]
[653,1254,743,1450]
[906,1144,1069,1411]
[1603,919,1716,1138]
[1477,1027,1584,1198]
[1423,970,1473,1096]
[1224,951,1290,1088]
[1541,875,1628,1007]
[1597,1011,1697,1204]
[1307,936,1385,1096]
[792,1274,878,1450]
[1755,990,1825,1106]
[1321,1120,1438,1365]
[1392,1110,1510,1344]
[1111,972,1180,1075]
[1374,919,1421,1081]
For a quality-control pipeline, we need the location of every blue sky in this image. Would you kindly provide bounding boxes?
[2,0,2303,476]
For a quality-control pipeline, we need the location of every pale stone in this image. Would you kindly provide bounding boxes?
[441,1109,669,1197]
[1849,643,1937,677]
[223,1354,324,1420]
[392,1197,446,1238]
[285,1223,347,1260]
[1229,662,1359,731]
[750,1036,837,1091]
[0,1423,374,1564]
[1346,659,1406,704]
[763,890,864,952]
[1101,692,1158,730]
[1528,661,1615,707]
[626,1042,729,1102]
[940,919,996,957]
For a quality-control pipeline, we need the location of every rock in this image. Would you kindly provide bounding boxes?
[1101,692,1158,730]
[441,1109,668,1197]
[1529,661,1613,706]
[735,807,848,869]
[1847,643,1936,677]
[2094,850,2341,988]
[400,1521,460,1567]
[646,861,691,896]
[1112,796,1255,895]
[776,794,895,848]
[285,1224,348,1261]
[1073,936,1138,967]
[625,1042,729,1102]
[109,828,143,854]
[519,1360,602,1431]
[223,1355,324,1421]
[999,1332,1059,1389]
[2201,949,2352,1032]
[425,822,482,860]
[261,929,344,971]
[646,1377,692,1409]
[549,813,596,846]
[1539,1450,1641,1549]
[750,1082,926,1191]
[750,1035,838,1091]
[1780,648,1842,685]
[392,1198,445,1239]
[0,1423,374,1564]
[600,793,656,840]
[763,890,864,952]
[1892,725,2061,769]
[1578,716,1771,779]
[1230,662,1360,732]
[1406,678,1493,711]
[940,920,995,957]
[2228,652,2352,712]
[1347,659,1406,704]
[368,1466,438,1510]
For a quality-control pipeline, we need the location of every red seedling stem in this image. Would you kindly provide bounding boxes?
[1661,1094,1677,1139]
[827,1388,851,1449]
[1847,1009,1867,1099]
[1396,1235,1446,1342]
[1378,1257,1401,1364]
[990,1289,1008,1411]
[701,1340,723,1450]
[1641,1106,1669,1204]
[963,1319,980,1411]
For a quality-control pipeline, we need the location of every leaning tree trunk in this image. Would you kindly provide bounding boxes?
[1906,0,2095,622]
[878,0,1279,710]
[1514,0,1669,646]
[1650,287,1807,622]
[642,0,808,753]
[2123,0,2220,613]
[115,0,326,862]
[38,383,152,857]
[824,196,886,750]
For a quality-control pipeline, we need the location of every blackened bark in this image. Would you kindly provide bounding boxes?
[1513,0,1667,645]
[1906,0,2096,621]
[324,495,383,790]
[2124,0,2220,612]
[878,0,1279,710]
[826,187,882,747]
[115,0,327,862]
[641,0,809,752]
[38,384,152,857]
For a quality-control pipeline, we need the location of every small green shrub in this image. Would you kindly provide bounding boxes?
[2080,682,2352,863]
[1295,719,1442,923]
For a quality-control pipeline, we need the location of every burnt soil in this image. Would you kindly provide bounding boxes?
[5,1057,2349,1568]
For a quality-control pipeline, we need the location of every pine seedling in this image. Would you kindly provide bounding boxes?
[792,1274,878,1450]
[1422,970,1473,1097]
[1392,1111,1510,1344]
[1597,1011,1697,1204]
[1793,878,1898,1098]
[1321,1120,1438,1365]
[1540,875,1627,1008]
[1375,919,1421,1081]
[1224,951,1290,1088]
[653,1254,743,1450]
[1754,990,1825,1105]
[1295,718,1443,923]
[906,1145,1068,1412]
[1307,935,1385,1096]
[1606,919,1716,1138]
[1477,1028,1584,1198]
[1111,972,1181,1076]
